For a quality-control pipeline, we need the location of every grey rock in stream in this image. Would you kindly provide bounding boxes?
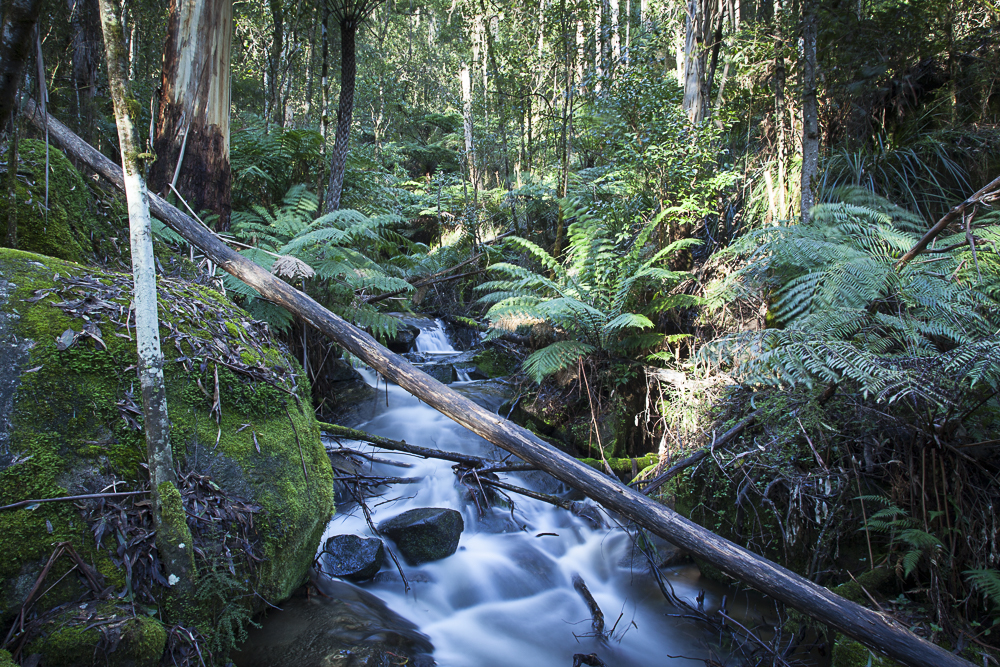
[320,534,385,581]
[231,575,434,667]
[377,507,464,564]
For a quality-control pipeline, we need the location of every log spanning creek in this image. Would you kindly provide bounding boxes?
[235,319,767,667]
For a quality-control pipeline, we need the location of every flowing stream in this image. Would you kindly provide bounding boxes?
[315,318,750,667]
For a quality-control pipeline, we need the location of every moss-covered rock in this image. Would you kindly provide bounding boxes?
[0,249,334,657]
[0,649,15,667]
[831,636,902,667]
[26,603,166,667]
[578,454,658,482]
[0,139,108,262]
[472,346,518,379]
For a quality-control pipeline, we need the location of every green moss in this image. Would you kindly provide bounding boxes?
[0,249,334,645]
[0,140,99,262]
[472,347,518,378]
[831,637,902,667]
[830,567,896,604]
[26,604,166,667]
[0,650,14,667]
[577,455,658,481]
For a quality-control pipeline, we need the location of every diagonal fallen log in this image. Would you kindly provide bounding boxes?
[23,98,973,667]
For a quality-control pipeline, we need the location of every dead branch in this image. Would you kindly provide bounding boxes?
[0,490,146,512]
[572,573,607,643]
[638,410,761,496]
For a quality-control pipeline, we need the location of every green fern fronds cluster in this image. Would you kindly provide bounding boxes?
[477,200,700,382]
[224,185,424,337]
[701,188,1000,408]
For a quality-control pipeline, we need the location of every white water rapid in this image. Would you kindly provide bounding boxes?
[320,320,732,667]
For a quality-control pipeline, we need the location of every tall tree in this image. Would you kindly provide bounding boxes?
[97,0,195,592]
[0,0,42,129]
[147,0,233,231]
[323,0,383,212]
[68,0,101,144]
[800,0,819,222]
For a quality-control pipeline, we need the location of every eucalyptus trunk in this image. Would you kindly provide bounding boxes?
[147,0,233,231]
[97,0,195,593]
[324,17,357,212]
[68,0,100,144]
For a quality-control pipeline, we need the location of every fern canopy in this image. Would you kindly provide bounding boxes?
[224,185,426,338]
[702,189,1000,409]
[478,200,700,382]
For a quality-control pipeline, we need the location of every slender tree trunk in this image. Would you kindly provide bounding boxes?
[324,17,357,212]
[0,0,42,129]
[800,0,818,222]
[68,0,100,144]
[460,62,476,189]
[682,0,704,122]
[610,0,620,72]
[773,0,787,218]
[6,116,17,248]
[97,0,195,593]
[320,9,329,145]
[147,0,233,231]
[267,0,284,127]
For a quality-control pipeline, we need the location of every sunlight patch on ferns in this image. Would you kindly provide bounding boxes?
[701,190,1000,408]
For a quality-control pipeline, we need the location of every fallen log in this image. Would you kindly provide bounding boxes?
[320,421,491,468]
[23,98,973,667]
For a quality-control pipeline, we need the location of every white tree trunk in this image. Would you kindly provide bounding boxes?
[98,0,194,592]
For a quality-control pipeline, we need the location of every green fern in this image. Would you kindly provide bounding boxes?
[965,569,1000,614]
[701,189,1000,409]
[224,185,427,336]
[478,201,701,382]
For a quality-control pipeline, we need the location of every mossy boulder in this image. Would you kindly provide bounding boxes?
[25,603,166,667]
[831,637,902,667]
[0,650,15,667]
[0,139,116,263]
[0,249,334,655]
[471,347,517,379]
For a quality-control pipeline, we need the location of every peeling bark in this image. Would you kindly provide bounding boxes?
[148,0,232,231]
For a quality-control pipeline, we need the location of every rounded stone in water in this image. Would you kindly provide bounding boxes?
[321,534,385,581]
[377,507,464,565]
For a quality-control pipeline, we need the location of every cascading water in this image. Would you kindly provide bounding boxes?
[317,319,735,666]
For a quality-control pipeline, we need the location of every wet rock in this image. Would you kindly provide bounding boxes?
[377,508,464,565]
[317,358,377,427]
[385,320,420,353]
[319,535,385,582]
[231,576,435,667]
[618,531,689,571]
[418,361,457,384]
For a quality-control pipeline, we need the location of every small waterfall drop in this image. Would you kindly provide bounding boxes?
[322,320,733,667]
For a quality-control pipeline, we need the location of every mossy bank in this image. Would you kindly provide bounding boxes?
[0,249,334,662]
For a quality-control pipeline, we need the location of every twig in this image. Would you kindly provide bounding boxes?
[895,174,1000,271]
[0,490,145,512]
[326,446,415,467]
[572,573,607,643]
[319,421,507,468]
[471,475,575,510]
[637,410,761,496]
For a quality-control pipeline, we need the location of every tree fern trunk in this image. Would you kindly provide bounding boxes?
[324,17,357,212]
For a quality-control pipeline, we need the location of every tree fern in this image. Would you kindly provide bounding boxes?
[224,185,428,336]
[478,201,700,382]
[701,189,1000,411]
